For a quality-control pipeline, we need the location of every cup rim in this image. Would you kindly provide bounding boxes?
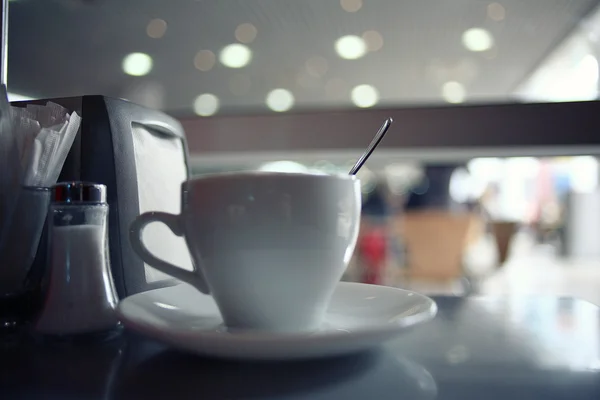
[183,171,360,186]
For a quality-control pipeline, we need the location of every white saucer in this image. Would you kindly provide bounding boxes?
[117,282,437,361]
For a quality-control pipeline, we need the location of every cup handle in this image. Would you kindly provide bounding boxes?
[129,212,210,294]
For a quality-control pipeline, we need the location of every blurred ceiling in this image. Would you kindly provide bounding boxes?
[7,0,600,116]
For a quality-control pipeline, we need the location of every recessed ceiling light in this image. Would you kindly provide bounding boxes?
[351,84,379,108]
[235,23,257,44]
[266,89,295,112]
[193,94,220,116]
[219,43,252,68]
[194,50,216,71]
[442,81,466,103]
[462,28,494,52]
[335,35,367,60]
[340,0,363,13]
[362,30,383,52]
[487,3,506,21]
[122,52,153,76]
[146,18,167,39]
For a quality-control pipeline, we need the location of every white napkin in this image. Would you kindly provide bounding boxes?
[26,102,69,128]
[9,100,81,188]
[0,86,82,238]
[11,113,41,171]
[0,87,82,292]
[21,112,81,187]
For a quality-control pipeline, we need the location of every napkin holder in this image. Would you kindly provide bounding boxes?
[11,96,192,297]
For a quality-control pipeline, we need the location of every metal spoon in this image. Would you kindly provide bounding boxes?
[349,117,393,175]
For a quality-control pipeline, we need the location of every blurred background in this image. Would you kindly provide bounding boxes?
[7,0,600,304]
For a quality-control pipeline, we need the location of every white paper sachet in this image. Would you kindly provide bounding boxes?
[26,102,69,128]
[43,112,81,186]
[11,105,36,121]
[24,127,61,187]
[11,116,41,171]
[12,103,81,188]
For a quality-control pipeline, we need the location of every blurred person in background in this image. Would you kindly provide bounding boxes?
[358,182,390,285]
[528,160,561,244]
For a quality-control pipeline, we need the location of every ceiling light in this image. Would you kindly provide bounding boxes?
[351,84,379,108]
[235,23,257,44]
[462,28,494,52]
[442,81,466,103]
[362,30,383,52]
[335,35,367,60]
[266,89,295,112]
[340,0,363,13]
[193,94,219,116]
[146,18,167,39]
[194,50,216,71]
[219,43,252,68]
[305,56,328,78]
[122,53,153,76]
[487,3,506,21]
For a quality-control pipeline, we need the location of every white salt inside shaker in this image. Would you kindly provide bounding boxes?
[35,182,120,337]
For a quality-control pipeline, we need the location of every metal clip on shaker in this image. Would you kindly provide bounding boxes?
[35,182,121,338]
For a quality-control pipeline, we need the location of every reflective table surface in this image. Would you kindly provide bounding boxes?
[1,296,599,399]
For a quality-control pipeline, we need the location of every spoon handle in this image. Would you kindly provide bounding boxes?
[349,117,393,176]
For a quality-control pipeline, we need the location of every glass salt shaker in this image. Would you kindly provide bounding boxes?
[35,182,121,339]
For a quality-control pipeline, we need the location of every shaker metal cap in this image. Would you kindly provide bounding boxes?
[52,182,107,204]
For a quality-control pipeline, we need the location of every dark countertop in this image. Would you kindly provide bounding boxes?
[1,295,599,399]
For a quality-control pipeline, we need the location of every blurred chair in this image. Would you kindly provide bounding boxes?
[399,211,481,282]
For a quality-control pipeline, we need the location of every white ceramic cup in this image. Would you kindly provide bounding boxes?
[129,172,361,333]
